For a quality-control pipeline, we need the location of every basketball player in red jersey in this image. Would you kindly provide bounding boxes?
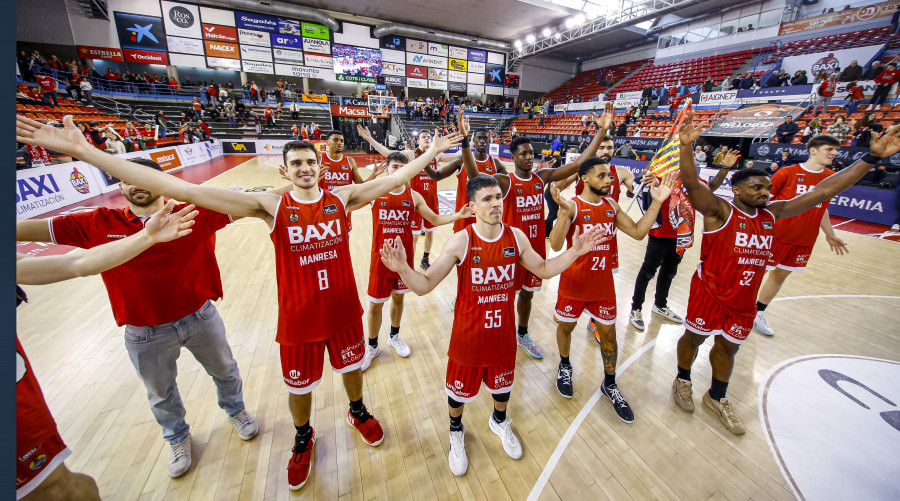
[754,135,848,336]
[16,115,463,491]
[548,159,675,422]
[672,112,900,435]
[459,102,617,359]
[379,175,607,476]
[574,135,636,201]
[16,200,197,501]
[362,152,472,371]
[357,124,462,269]
[318,130,380,231]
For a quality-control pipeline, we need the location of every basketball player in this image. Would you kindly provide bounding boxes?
[548,159,674,422]
[319,130,378,189]
[362,152,473,370]
[357,124,463,269]
[672,112,900,435]
[754,135,848,336]
[16,115,463,490]
[379,175,607,476]
[16,200,197,501]
[574,135,636,201]
[17,159,261,479]
[459,102,617,359]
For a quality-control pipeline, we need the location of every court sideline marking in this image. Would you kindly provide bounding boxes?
[526,294,900,500]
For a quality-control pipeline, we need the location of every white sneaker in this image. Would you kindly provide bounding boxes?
[652,305,684,324]
[892,224,899,231]
[168,435,192,478]
[630,309,645,330]
[360,343,380,372]
[388,334,411,358]
[754,311,774,336]
[227,410,259,440]
[488,416,523,460]
[448,428,468,476]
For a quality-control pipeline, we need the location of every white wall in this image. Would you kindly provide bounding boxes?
[65,0,161,48]
[519,56,577,93]
[582,45,656,72]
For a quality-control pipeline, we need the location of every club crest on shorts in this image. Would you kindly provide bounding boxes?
[323,204,337,215]
[473,254,481,264]
[606,210,615,217]
[29,454,48,471]
[762,221,773,229]
[289,213,299,222]
[503,247,515,257]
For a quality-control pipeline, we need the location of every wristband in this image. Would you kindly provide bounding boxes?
[461,137,470,149]
[862,153,882,164]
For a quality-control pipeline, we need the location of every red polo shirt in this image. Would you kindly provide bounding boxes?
[49,204,231,327]
[35,75,56,93]
[876,69,900,85]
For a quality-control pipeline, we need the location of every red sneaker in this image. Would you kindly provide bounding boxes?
[347,408,384,446]
[287,429,316,490]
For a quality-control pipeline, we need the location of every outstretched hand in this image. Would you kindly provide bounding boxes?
[456,204,473,219]
[431,131,464,153]
[457,106,470,137]
[379,236,409,272]
[371,161,386,178]
[356,124,373,141]
[144,200,198,243]
[550,181,576,215]
[678,110,702,146]
[869,125,900,159]
[650,172,677,203]
[16,115,91,158]
[826,234,849,255]
[595,101,615,131]
[570,224,607,255]
[722,150,741,169]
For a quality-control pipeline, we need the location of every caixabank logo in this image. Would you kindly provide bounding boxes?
[115,12,168,52]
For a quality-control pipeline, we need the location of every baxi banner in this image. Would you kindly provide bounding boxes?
[780,45,882,79]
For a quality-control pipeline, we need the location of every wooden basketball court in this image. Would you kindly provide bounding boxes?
[16,154,900,500]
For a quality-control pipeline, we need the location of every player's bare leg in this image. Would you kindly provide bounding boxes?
[704,336,745,434]
[595,322,634,423]
[515,291,544,358]
[22,463,100,501]
[673,330,707,412]
[754,268,792,336]
[489,392,522,460]
[555,321,577,397]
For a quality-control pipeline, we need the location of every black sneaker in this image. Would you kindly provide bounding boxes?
[556,363,573,398]
[420,256,430,270]
[601,382,635,423]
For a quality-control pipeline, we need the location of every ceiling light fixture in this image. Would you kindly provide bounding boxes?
[542,28,551,37]
[514,40,522,48]
[564,18,575,28]
[526,34,536,43]
[553,32,561,40]
[574,14,585,25]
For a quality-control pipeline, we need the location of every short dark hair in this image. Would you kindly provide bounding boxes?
[129,158,164,172]
[807,134,841,151]
[466,174,500,202]
[473,129,490,137]
[510,136,531,154]
[599,135,614,144]
[731,168,770,187]
[386,152,407,165]
[283,140,318,166]
[578,157,609,178]
[324,130,343,140]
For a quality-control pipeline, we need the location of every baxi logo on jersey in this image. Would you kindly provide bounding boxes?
[471,264,514,284]
[379,209,409,221]
[288,221,341,243]
[734,232,772,249]
[516,193,543,208]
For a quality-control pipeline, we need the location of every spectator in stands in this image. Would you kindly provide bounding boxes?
[774,148,793,171]
[312,124,321,140]
[155,111,168,139]
[66,73,82,102]
[291,124,299,140]
[704,145,714,166]
[813,70,827,86]
[840,60,863,82]
[893,8,900,34]
[17,50,33,82]
[703,76,715,92]
[616,120,627,136]
[633,126,643,137]
[801,118,823,144]
[812,74,837,116]
[263,105,275,127]
[790,70,808,86]
[739,73,754,90]
[192,97,202,120]
[251,111,262,135]
[539,100,548,126]
[289,99,301,119]
[511,125,518,140]
[744,160,754,170]
[713,146,728,166]
[197,120,212,139]
[693,145,706,167]
[872,62,900,107]
[86,121,110,149]
[721,76,732,90]
[550,137,562,153]
[827,115,851,142]
[224,100,236,128]
[168,77,178,90]
[775,115,799,143]
[234,100,246,124]
[668,94,685,120]
[765,71,783,88]
[843,82,865,115]
[35,73,59,108]
[138,123,157,149]
[104,128,125,155]
[852,113,884,147]
[249,82,259,104]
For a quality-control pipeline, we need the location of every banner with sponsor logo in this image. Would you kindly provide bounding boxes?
[273,63,333,79]
[238,28,270,46]
[779,0,900,35]
[616,91,643,100]
[223,141,256,153]
[428,68,448,81]
[301,22,330,40]
[335,74,376,83]
[406,52,447,68]
[240,44,273,61]
[303,37,330,54]
[448,58,467,72]
[447,70,467,83]
[235,11,280,32]
[175,142,213,165]
[429,80,448,90]
[485,63,505,87]
[303,53,332,68]
[737,84,813,100]
[468,49,486,62]
[699,90,740,105]
[385,75,406,86]
[407,77,428,89]
[273,47,303,64]
[161,1,201,39]
[428,43,448,56]
[16,164,105,219]
[330,104,388,118]
[380,35,405,51]
[750,142,900,168]
[449,46,467,59]
[115,12,168,53]
[406,65,427,79]
[202,24,238,43]
[702,104,802,138]
[300,94,327,103]
[613,136,664,150]
[382,62,405,76]
[124,49,169,65]
[207,56,241,69]
[468,61,485,73]
[76,45,124,61]
[149,149,183,171]
[167,36,204,55]
[614,98,640,108]
[271,33,303,49]
[448,82,467,92]
[407,39,428,54]
[205,40,239,59]
[242,60,274,73]
[781,45,881,79]
[341,97,368,106]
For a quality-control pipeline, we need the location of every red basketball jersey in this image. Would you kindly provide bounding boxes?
[369,186,416,278]
[318,152,354,191]
[503,171,546,258]
[558,196,619,301]
[576,164,621,201]
[770,164,834,247]
[449,225,520,366]
[453,155,499,232]
[694,203,776,317]
[410,148,437,199]
[269,190,363,343]
[16,337,61,455]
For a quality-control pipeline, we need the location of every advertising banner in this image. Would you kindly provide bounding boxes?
[149,149,183,171]
[300,94,328,103]
[778,0,900,35]
[448,70,467,83]
[242,60,274,74]
[124,49,169,65]
[737,85,813,100]
[449,58,467,72]
[487,52,504,65]
[161,1,202,39]
[166,35,204,55]
[407,77,428,89]
[699,90,740,105]
[271,33,303,49]
[406,53,447,68]
[382,62,405,76]
[301,22,330,40]
[485,63,505,87]
[384,75,406,86]
[175,142,212,165]
[205,41,240,59]
[335,74,375,83]
[202,24,238,43]
[273,48,303,64]
[223,141,256,153]
[207,56,241,69]
[467,84,484,94]
[467,72,484,85]
[77,45,124,61]
[468,49,486,62]
[381,48,404,63]
[406,65,427,78]
[428,43,449,56]
[614,98,640,108]
[235,11,280,32]
[701,104,802,138]
[302,37,330,54]
[616,91,643,100]
[449,46,468,59]
[303,53,332,68]
[428,68,447,81]
[429,80,448,90]
[238,28,270,47]
[407,39,428,54]
[380,35,405,51]
[240,44,273,61]
[330,105,387,118]
[448,82,467,92]
[828,186,898,226]
[613,136,665,150]
[273,64,333,79]
[781,45,882,78]
[750,142,900,168]
[468,61,486,73]
[16,164,105,219]
[115,12,168,52]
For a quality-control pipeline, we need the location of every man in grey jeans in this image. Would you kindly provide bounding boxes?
[16,158,264,479]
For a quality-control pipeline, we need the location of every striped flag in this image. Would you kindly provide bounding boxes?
[646,99,696,255]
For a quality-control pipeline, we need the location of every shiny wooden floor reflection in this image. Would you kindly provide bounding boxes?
[17,156,900,500]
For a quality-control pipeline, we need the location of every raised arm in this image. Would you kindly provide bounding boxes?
[339,130,463,209]
[613,173,675,240]
[16,116,278,221]
[617,166,636,197]
[540,102,616,184]
[428,156,464,181]
[677,111,730,222]
[548,182,576,252]
[515,225,606,279]
[413,190,471,227]
[17,200,197,285]
[16,219,52,243]
[768,126,900,220]
[380,230,466,294]
[458,108,480,181]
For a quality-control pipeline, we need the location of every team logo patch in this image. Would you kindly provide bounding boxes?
[503,247,515,257]
[323,204,337,215]
[487,167,493,172]
[606,210,615,217]
[402,200,411,207]
[342,165,349,170]
[517,188,523,194]
[535,183,541,190]
[29,454,48,471]
[473,254,481,264]
[695,318,705,326]
[289,213,299,222]
[797,177,804,183]
[762,222,773,229]
[380,201,387,207]
[739,222,747,230]
[584,215,591,221]
[565,305,572,312]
